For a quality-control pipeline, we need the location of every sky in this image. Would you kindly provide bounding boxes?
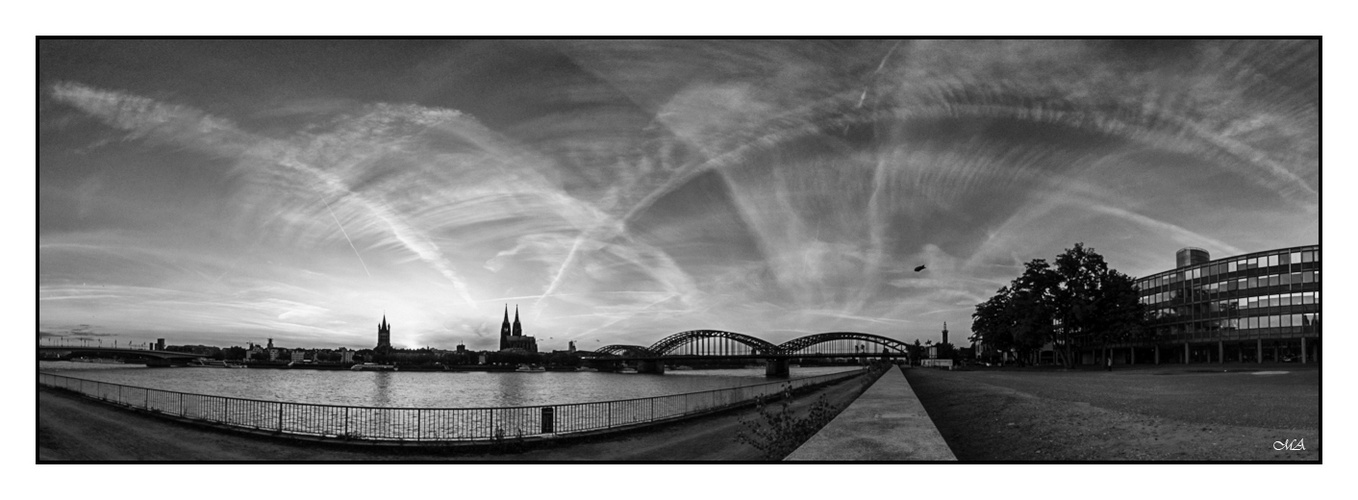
[37,39,1319,352]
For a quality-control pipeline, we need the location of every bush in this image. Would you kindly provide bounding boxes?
[734,384,840,460]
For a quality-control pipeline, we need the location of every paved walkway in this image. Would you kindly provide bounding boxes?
[785,366,956,461]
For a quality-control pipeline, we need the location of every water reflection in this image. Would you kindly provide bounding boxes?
[368,371,393,407]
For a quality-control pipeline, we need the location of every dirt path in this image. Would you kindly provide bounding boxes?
[38,371,874,461]
[903,365,1319,461]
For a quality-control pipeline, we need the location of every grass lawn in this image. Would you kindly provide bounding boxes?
[904,363,1319,461]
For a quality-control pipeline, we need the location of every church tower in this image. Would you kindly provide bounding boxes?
[376,315,392,352]
[499,305,512,351]
[512,305,523,337]
[941,322,948,346]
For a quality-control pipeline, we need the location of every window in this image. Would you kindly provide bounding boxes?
[1302,271,1313,283]
[1269,275,1280,287]
[1291,314,1301,328]
[1280,293,1290,307]
[1302,292,1313,305]
[1280,273,1290,286]
[1247,296,1258,308]
[1247,277,1257,289]
[1288,252,1299,265]
[1281,314,1291,327]
[1290,272,1301,285]
[1271,294,1281,307]
[1269,315,1280,328]
[1268,254,1279,267]
[1227,280,1238,292]
[1250,258,1260,269]
[1229,261,1237,272]
[1239,298,1248,309]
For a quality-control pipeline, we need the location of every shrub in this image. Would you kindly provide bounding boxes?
[734,384,840,460]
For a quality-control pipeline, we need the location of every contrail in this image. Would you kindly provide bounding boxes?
[322,197,372,278]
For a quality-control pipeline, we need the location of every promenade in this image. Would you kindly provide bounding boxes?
[785,365,956,461]
[38,371,874,461]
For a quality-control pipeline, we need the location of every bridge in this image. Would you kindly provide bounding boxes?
[587,330,912,376]
[37,346,202,367]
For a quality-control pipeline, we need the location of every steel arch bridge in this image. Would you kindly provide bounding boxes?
[594,344,658,357]
[778,332,911,355]
[648,330,781,356]
[591,331,911,358]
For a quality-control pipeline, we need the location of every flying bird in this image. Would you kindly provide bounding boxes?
[914,265,927,272]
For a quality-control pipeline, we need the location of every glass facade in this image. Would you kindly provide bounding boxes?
[1134,245,1320,344]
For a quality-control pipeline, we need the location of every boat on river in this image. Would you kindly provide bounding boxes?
[514,364,546,372]
[350,363,397,371]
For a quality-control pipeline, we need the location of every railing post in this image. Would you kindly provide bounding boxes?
[344,407,349,438]
[417,410,422,441]
[278,404,284,431]
[179,392,184,416]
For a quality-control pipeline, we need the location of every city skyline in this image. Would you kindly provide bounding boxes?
[38,39,1319,351]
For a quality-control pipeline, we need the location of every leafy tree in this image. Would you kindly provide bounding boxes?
[971,243,1147,367]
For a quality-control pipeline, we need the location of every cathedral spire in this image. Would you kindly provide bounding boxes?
[512,305,523,337]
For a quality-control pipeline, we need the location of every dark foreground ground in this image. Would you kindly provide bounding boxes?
[38,372,874,461]
[904,363,1320,461]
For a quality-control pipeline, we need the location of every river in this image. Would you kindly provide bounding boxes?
[38,361,859,408]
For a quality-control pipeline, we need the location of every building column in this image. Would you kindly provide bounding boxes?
[1301,337,1307,364]
[1130,347,1136,365]
[1154,345,1160,365]
[1184,342,1189,364]
[1218,341,1224,364]
[1257,339,1263,363]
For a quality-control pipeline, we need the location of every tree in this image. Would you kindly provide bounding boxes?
[1051,243,1148,367]
[972,243,1148,368]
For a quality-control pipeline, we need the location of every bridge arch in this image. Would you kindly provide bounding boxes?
[777,332,911,355]
[648,330,781,356]
[593,344,658,357]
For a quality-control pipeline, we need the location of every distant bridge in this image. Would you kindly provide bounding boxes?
[589,330,911,376]
[37,346,202,366]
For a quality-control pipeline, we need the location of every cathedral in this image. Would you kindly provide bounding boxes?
[499,305,538,353]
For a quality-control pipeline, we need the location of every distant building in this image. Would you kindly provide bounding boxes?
[499,305,538,353]
[290,350,305,362]
[376,315,392,352]
[156,338,166,350]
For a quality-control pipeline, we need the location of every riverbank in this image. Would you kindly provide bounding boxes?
[903,364,1319,461]
[38,370,877,461]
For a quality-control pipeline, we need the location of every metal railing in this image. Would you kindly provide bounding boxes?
[39,368,868,444]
